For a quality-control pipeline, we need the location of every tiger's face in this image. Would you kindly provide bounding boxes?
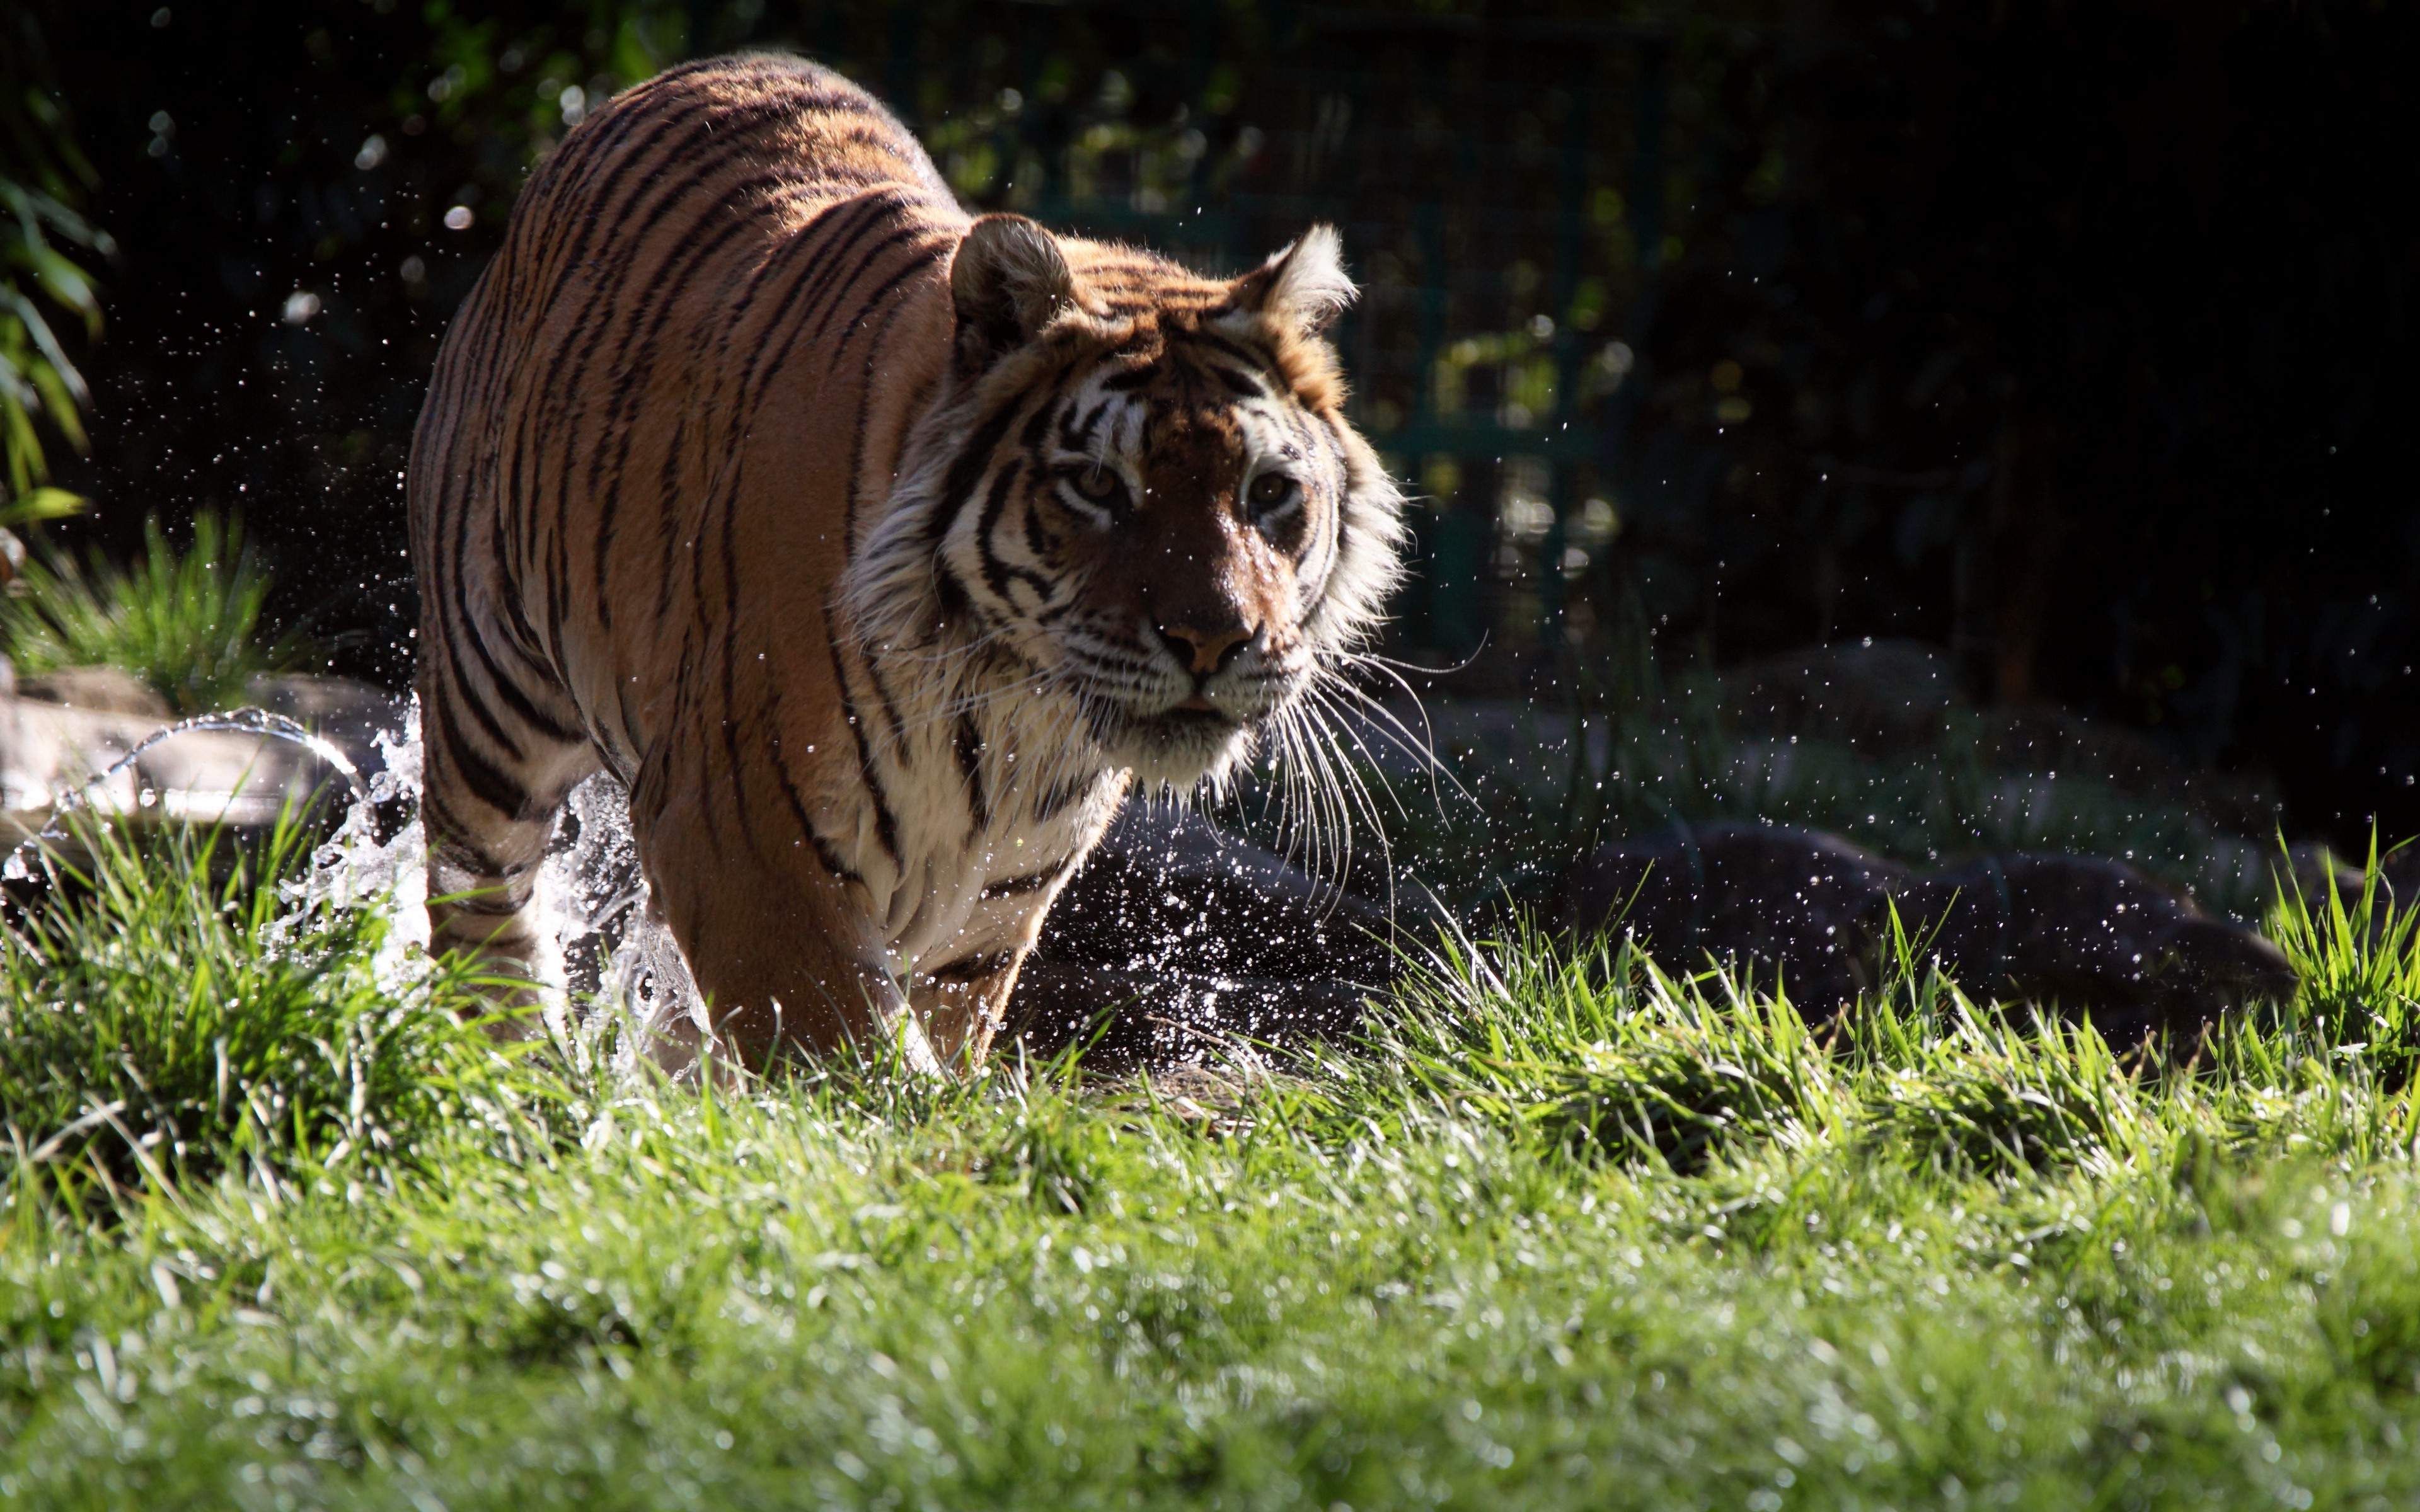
[1020,316,1363,779]
[861,215,1403,789]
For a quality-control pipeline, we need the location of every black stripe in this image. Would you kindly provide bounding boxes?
[979,866,1064,900]
[801,224,940,351]
[825,609,902,866]
[464,622,586,748]
[626,408,688,627]
[955,714,989,832]
[1210,364,1265,399]
[1057,398,1110,454]
[1190,329,1284,381]
[926,952,1013,983]
[441,623,531,764]
[416,786,487,860]
[713,439,752,846]
[731,193,914,410]
[807,829,866,888]
[768,723,865,888]
[429,685,534,821]
[531,101,787,575]
[934,562,974,625]
[918,396,1028,556]
[439,442,546,762]
[517,93,732,321]
[828,243,948,365]
[843,283,917,547]
[976,464,1059,605]
[1020,393,1062,449]
[972,464,1025,604]
[1022,494,1057,563]
[587,177,794,619]
[860,643,911,767]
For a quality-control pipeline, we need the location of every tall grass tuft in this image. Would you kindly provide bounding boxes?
[1856,1002,2154,1179]
[1358,926,1848,1173]
[2268,833,2420,1077]
[0,806,543,1216]
[0,510,311,714]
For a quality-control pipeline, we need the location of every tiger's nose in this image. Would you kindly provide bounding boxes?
[1159,621,1256,676]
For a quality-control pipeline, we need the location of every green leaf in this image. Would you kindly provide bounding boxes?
[0,484,86,526]
[22,244,100,329]
[26,357,86,448]
[1,386,40,495]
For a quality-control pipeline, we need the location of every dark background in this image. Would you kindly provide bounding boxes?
[21,0,2420,847]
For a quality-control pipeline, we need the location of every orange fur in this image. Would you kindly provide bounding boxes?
[410,54,1403,1068]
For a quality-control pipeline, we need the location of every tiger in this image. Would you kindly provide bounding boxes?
[407,52,1404,1071]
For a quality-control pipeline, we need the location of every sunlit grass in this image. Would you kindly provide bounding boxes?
[0,512,311,714]
[2267,833,2420,1072]
[0,811,556,1218]
[4,832,2420,1506]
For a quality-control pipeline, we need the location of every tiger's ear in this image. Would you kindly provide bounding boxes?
[952,214,1076,372]
[1229,224,1355,335]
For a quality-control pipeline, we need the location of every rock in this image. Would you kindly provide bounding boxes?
[242,673,409,766]
[1722,639,1962,754]
[1,698,163,845]
[1719,639,2281,837]
[1893,852,2301,1039]
[0,673,405,850]
[1007,963,1373,1071]
[2384,844,2420,911]
[12,664,174,719]
[1010,805,1403,1068]
[1556,823,1910,1006]
[2273,842,2374,922]
[1557,822,2298,1039]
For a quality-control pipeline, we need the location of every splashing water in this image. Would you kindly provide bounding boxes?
[0,698,714,1065]
[302,705,715,1060]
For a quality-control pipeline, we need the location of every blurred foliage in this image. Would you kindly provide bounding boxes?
[0,511,313,714]
[0,1,112,508]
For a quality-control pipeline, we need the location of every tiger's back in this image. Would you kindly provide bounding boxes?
[413,56,974,1050]
[412,53,1403,1067]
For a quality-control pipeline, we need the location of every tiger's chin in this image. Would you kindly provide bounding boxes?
[1096,701,1260,789]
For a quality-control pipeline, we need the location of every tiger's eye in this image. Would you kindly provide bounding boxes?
[1068,467,1128,508]
[1248,472,1297,512]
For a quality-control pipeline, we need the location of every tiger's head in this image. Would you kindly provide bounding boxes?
[858,214,1405,789]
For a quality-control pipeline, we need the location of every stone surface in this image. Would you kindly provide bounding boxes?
[1557,823,1911,1007]
[1,670,405,847]
[1558,822,2299,1040]
[11,664,174,719]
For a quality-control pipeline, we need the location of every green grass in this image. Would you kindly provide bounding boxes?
[0,512,311,714]
[6,834,2420,1507]
[0,813,555,1217]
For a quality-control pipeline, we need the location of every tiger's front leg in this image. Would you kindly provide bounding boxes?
[630,770,938,1073]
[913,951,1029,1068]
[416,652,600,1033]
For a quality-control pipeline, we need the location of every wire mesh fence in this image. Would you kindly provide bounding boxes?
[781,2,1691,682]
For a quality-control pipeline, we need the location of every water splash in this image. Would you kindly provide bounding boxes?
[533,765,711,1058]
[301,707,713,1058]
[20,702,723,1063]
